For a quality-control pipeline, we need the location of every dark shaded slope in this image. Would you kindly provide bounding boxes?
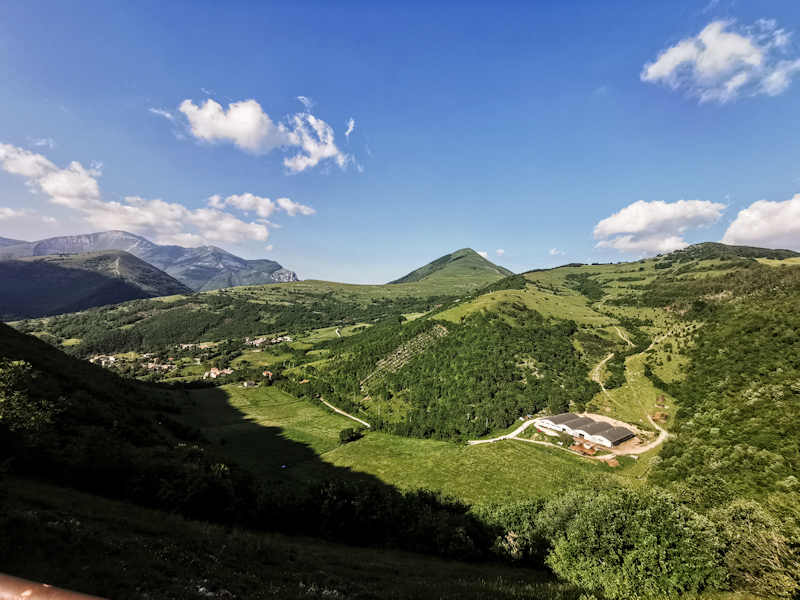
[0,250,192,319]
[389,248,514,284]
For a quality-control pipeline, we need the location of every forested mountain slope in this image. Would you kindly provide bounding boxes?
[0,250,192,319]
[0,230,299,291]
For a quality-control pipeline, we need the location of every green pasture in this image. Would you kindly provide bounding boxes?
[436,288,611,326]
[183,386,355,475]
[60,338,82,346]
[302,433,601,504]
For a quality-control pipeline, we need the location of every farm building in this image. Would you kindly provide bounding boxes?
[535,413,635,448]
[536,413,579,429]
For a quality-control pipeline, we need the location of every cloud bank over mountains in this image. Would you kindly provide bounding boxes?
[0,143,313,248]
[642,19,800,103]
[158,96,356,174]
[722,194,800,249]
[594,199,726,254]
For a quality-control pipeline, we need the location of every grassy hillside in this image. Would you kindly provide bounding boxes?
[0,250,192,319]
[389,248,514,285]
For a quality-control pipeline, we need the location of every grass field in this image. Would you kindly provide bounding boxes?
[178,384,603,503]
[183,386,356,474]
[311,433,602,503]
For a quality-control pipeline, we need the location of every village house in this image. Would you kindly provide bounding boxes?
[243,381,257,388]
[263,371,273,379]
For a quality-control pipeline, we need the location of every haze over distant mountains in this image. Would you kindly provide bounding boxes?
[0,230,298,292]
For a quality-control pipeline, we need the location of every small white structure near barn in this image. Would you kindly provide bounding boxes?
[535,412,635,448]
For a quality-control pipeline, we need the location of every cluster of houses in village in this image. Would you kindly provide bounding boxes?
[89,355,116,367]
[535,413,635,448]
[203,367,234,379]
[245,335,292,347]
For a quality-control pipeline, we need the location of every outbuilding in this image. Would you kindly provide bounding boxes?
[591,427,635,448]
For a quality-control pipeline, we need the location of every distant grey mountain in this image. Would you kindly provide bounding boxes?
[0,236,26,248]
[0,230,299,292]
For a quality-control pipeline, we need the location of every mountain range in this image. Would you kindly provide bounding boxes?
[0,230,298,292]
[0,250,193,319]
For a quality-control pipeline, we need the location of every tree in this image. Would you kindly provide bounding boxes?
[0,360,57,431]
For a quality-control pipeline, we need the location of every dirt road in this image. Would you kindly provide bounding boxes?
[320,398,371,428]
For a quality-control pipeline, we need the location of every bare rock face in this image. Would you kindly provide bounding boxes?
[0,230,299,291]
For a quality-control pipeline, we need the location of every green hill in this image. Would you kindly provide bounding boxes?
[0,250,193,319]
[388,248,514,285]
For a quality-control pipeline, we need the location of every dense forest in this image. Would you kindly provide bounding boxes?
[278,303,601,439]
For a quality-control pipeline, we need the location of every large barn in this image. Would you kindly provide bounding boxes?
[536,413,635,448]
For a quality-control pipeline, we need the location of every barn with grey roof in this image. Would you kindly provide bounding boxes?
[535,412,635,448]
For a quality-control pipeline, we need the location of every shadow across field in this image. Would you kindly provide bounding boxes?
[180,385,387,486]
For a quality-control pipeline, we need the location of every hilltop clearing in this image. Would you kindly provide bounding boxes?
[0,250,192,319]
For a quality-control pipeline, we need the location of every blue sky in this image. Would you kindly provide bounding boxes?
[1,1,800,283]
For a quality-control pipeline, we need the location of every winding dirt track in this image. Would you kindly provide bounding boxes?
[320,398,371,428]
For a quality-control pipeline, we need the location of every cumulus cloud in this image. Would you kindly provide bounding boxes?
[594,199,726,254]
[175,97,353,173]
[179,99,288,154]
[264,244,274,252]
[345,118,355,139]
[495,249,505,257]
[549,248,566,256]
[0,142,311,247]
[642,19,800,103]
[477,251,488,258]
[208,193,314,218]
[721,194,800,249]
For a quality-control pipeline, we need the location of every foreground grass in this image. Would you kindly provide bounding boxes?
[2,476,582,600]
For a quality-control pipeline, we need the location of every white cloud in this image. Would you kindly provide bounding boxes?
[297,96,315,111]
[32,138,56,149]
[642,19,800,103]
[283,113,349,173]
[265,244,274,252]
[0,143,302,247]
[0,207,31,219]
[176,97,354,173]
[477,251,488,258]
[149,107,177,122]
[721,194,800,249]
[208,193,314,218]
[345,118,355,139]
[495,249,505,257]
[275,196,315,216]
[179,99,288,154]
[594,199,726,255]
[549,248,566,256]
